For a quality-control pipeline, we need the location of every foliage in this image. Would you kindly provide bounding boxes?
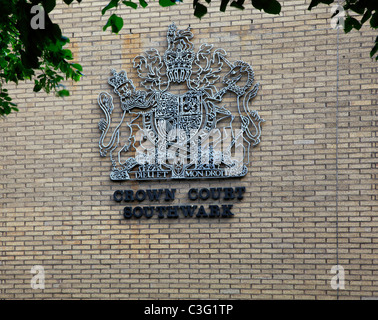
[0,0,83,117]
[100,0,377,59]
[0,0,377,117]
[309,0,378,60]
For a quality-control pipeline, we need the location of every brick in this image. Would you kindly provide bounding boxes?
[1,1,377,300]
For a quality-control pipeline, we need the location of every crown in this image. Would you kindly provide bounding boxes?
[108,69,136,107]
[108,69,131,90]
[164,24,195,83]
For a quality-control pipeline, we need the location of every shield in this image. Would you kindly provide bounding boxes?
[149,90,204,176]
[152,90,204,140]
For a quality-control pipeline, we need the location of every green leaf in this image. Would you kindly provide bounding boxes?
[102,0,120,15]
[20,50,39,69]
[348,2,365,15]
[252,0,281,14]
[251,0,264,11]
[62,49,73,60]
[33,82,43,92]
[361,9,372,25]
[42,0,56,13]
[50,23,63,40]
[123,1,138,9]
[344,16,362,33]
[139,0,148,8]
[370,36,378,58]
[159,0,176,7]
[263,0,281,14]
[33,83,42,92]
[0,60,7,69]
[220,0,230,12]
[71,63,83,72]
[112,14,124,33]
[2,104,11,115]
[230,0,245,10]
[308,0,320,10]
[370,12,378,29]
[370,43,378,58]
[73,73,82,81]
[61,35,70,42]
[194,2,207,18]
[63,0,75,4]
[103,14,124,33]
[308,0,333,11]
[57,89,70,97]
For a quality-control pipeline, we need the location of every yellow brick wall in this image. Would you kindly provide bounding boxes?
[1,0,377,299]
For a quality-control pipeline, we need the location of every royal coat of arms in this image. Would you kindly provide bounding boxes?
[98,23,264,181]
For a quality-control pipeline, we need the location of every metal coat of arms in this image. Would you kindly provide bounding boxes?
[98,23,264,181]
